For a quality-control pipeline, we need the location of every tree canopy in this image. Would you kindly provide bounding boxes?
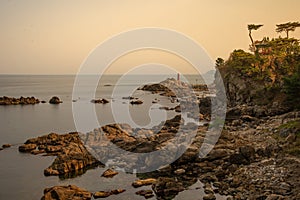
[247,24,264,31]
[276,22,300,38]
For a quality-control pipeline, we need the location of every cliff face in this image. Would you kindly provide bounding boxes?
[216,66,284,107]
[218,70,262,106]
[215,38,300,111]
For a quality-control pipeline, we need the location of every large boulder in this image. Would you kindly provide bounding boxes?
[49,96,62,104]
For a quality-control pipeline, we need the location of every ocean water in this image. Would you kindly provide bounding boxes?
[0,74,224,200]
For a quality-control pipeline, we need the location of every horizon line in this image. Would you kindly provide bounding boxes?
[0,72,214,76]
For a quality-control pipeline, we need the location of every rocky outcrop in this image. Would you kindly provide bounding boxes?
[32,109,299,199]
[140,82,174,97]
[41,185,92,200]
[119,111,300,199]
[0,96,40,105]
[49,96,62,104]
[215,55,293,113]
[19,132,101,177]
[139,78,192,98]
[82,115,186,171]
[18,143,37,152]
[41,185,126,200]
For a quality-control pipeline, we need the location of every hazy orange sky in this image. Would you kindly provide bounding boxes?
[0,0,299,74]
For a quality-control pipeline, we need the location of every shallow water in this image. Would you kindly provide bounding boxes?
[0,75,225,200]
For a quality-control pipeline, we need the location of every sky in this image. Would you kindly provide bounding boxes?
[0,0,299,74]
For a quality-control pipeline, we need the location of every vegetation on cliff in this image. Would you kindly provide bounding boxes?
[216,21,300,110]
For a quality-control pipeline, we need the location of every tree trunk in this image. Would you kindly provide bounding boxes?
[249,30,255,52]
[285,30,289,38]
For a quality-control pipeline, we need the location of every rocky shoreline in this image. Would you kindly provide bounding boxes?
[15,105,300,199]
[5,78,299,199]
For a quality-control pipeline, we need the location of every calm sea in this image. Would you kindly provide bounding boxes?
[0,74,223,200]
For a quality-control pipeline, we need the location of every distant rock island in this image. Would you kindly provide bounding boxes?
[0,96,40,105]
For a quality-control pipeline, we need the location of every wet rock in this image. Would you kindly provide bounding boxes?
[18,143,37,152]
[91,98,109,104]
[101,168,118,178]
[0,96,40,105]
[152,177,184,199]
[41,185,92,200]
[41,100,47,103]
[136,190,154,199]
[19,132,101,177]
[93,189,125,198]
[203,193,216,200]
[2,144,11,148]
[110,189,126,195]
[49,96,62,104]
[130,100,143,105]
[132,178,157,188]
[93,191,111,198]
[30,149,46,155]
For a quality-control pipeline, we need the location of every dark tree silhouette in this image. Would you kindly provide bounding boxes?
[247,24,263,52]
[276,22,300,38]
